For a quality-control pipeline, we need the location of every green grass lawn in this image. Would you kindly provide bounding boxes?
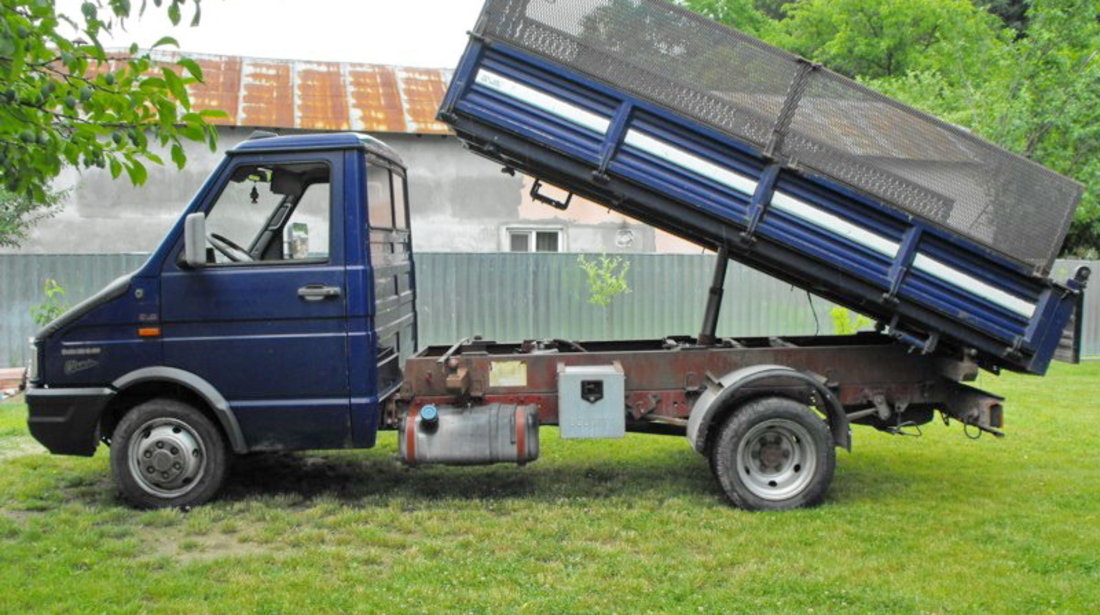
[1,363,1098,614]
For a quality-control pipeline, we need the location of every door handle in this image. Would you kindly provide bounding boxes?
[297,284,342,301]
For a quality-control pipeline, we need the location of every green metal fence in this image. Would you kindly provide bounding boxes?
[2,253,1095,368]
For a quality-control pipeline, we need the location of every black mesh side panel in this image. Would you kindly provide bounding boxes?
[478,0,799,149]
[782,69,1082,269]
[474,0,1083,274]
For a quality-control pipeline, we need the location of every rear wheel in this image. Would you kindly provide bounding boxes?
[710,397,835,511]
[110,398,229,509]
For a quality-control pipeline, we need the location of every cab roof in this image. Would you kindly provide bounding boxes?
[229,132,404,167]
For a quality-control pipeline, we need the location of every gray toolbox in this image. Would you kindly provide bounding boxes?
[557,363,625,439]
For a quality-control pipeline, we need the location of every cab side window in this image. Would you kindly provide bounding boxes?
[367,165,393,230]
[202,162,331,265]
[392,173,408,230]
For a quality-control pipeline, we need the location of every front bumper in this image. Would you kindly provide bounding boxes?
[26,386,115,456]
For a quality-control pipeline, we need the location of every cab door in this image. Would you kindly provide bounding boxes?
[160,152,351,451]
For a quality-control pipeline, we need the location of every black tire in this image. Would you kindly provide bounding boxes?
[710,397,835,511]
[109,398,229,509]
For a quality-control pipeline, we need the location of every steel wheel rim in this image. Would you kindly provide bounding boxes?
[127,418,207,498]
[735,418,817,501]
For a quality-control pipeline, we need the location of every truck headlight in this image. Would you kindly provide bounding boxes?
[27,338,39,383]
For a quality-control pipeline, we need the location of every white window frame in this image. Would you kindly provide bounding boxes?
[502,226,566,253]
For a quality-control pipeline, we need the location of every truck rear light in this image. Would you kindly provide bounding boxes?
[138,327,161,338]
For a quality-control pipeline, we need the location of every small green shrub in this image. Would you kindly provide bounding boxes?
[577,254,631,307]
[30,278,66,327]
[829,306,873,335]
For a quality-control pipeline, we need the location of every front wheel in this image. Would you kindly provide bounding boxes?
[710,397,835,511]
[110,398,230,509]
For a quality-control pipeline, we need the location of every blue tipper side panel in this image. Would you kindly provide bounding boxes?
[440,41,1082,374]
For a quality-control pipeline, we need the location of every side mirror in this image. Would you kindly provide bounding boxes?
[183,213,207,269]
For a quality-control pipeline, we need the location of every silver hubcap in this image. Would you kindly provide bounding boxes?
[736,418,817,501]
[127,418,206,498]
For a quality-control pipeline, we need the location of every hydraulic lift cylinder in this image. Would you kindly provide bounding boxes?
[698,246,730,346]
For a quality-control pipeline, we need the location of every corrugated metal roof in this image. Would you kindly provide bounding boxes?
[151,51,454,134]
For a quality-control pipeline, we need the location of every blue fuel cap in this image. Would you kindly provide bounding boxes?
[420,405,439,425]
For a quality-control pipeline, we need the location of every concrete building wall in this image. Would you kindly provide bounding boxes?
[3,128,698,255]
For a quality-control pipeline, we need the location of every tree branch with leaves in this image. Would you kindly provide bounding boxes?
[0,0,226,246]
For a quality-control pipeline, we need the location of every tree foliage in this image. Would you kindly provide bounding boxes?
[862,0,1100,258]
[979,0,1031,34]
[0,0,225,246]
[677,0,1100,258]
[0,187,62,247]
[776,0,1009,80]
[679,0,779,39]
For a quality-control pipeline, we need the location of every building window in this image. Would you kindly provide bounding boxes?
[506,228,563,252]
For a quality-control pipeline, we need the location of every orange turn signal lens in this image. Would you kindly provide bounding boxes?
[137,327,161,338]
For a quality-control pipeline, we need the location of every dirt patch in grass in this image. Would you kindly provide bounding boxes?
[142,527,278,563]
[0,438,44,460]
[0,509,42,524]
[0,392,25,406]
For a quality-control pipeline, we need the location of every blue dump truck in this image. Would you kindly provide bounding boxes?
[26,0,1089,511]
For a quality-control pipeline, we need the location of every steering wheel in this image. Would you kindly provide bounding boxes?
[208,233,254,263]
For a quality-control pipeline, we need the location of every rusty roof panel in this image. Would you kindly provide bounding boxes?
[347,64,407,133]
[140,50,453,134]
[239,59,295,129]
[297,61,350,131]
[144,51,240,126]
[396,68,454,134]
[188,55,242,126]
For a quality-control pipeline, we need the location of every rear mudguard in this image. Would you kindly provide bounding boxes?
[686,364,851,455]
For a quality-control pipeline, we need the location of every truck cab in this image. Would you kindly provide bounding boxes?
[26,132,416,507]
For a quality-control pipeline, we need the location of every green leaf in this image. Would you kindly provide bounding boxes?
[162,68,189,108]
[198,109,229,119]
[125,159,148,185]
[156,99,178,127]
[167,2,180,24]
[177,57,203,82]
[139,76,166,89]
[10,30,26,78]
[179,125,203,140]
[57,14,80,31]
[152,35,179,49]
[170,143,186,169]
[84,41,107,63]
[108,157,122,179]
